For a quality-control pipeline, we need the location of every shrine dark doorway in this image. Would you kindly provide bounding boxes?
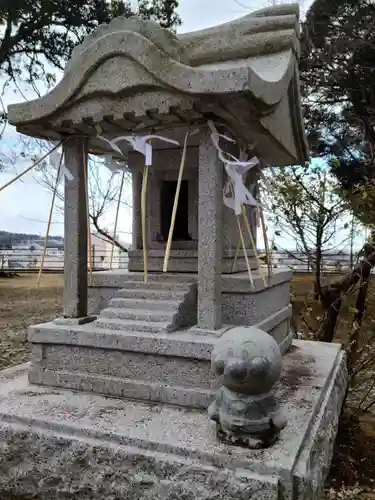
[160,181,190,242]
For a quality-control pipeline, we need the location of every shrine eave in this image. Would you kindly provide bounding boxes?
[8,50,296,126]
[7,3,309,165]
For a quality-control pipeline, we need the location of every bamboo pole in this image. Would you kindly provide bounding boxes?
[0,142,62,193]
[163,131,189,273]
[236,216,254,288]
[228,182,254,287]
[241,205,267,287]
[232,238,241,273]
[141,165,149,284]
[223,179,241,273]
[36,152,64,287]
[259,207,272,278]
[82,144,93,283]
[110,170,126,270]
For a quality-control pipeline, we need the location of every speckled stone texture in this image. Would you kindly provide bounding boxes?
[198,131,223,330]
[222,283,290,325]
[88,270,292,332]
[0,340,347,500]
[63,138,88,318]
[27,318,289,408]
[209,327,286,448]
[29,269,293,408]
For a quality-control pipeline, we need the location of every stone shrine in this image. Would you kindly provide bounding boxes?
[0,4,347,499]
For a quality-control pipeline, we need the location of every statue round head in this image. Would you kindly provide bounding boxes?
[211,327,282,395]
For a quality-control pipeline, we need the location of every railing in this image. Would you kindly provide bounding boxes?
[0,249,360,274]
[0,247,129,273]
[271,252,360,273]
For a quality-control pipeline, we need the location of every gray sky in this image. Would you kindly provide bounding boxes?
[0,0,313,240]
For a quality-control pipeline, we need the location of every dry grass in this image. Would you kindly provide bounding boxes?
[0,273,63,369]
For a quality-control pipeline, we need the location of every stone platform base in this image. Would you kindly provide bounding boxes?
[0,340,347,500]
[28,312,293,409]
[128,248,258,273]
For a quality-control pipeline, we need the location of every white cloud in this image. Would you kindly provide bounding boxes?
[0,169,62,235]
[177,0,252,32]
[177,0,313,32]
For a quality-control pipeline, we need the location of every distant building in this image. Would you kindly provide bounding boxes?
[0,236,130,271]
[0,240,64,270]
[91,234,130,270]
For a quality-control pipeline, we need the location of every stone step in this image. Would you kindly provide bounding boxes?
[115,288,188,300]
[95,317,171,333]
[115,281,193,291]
[100,307,175,323]
[120,273,197,283]
[109,297,181,312]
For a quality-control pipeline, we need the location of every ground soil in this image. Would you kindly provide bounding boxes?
[0,272,375,498]
[326,410,375,498]
[0,273,62,369]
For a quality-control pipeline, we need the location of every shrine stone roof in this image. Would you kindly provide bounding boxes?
[7,3,309,166]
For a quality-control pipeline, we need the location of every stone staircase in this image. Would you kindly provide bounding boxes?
[95,275,197,333]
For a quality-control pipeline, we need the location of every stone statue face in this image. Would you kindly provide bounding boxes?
[211,328,282,395]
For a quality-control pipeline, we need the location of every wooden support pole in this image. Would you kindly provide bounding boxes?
[37,152,63,287]
[163,131,189,273]
[259,207,272,278]
[241,205,267,287]
[110,171,126,270]
[141,165,149,283]
[236,215,254,288]
[82,145,92,283]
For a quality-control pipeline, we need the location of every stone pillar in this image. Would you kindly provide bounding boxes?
[197,131,223,330]
[132,169,142,250]
[63,138,88,318]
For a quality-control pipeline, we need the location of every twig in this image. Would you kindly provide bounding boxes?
[0,142,63,193]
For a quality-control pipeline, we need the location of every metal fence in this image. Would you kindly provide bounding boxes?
[0,247,129,273]
[272,251,358,273]
[0,248,361,274]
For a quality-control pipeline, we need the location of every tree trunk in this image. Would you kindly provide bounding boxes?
[318,295,342,343]
[90,215,128,253]
[349,215,355,268]
[314,232,323,301]
[347,242,373,374]
[317,237,375,343]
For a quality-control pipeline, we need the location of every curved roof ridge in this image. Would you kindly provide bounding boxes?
[66,16,189,73]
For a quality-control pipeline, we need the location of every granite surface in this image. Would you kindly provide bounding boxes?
[209,327,286,448]
[197,131,223,330]
[63,138,89,318]
[28,303,292,408]
[222,282,291,325]
[87,270,292,321]
[0,340,347,499]
[8,6,300,124]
